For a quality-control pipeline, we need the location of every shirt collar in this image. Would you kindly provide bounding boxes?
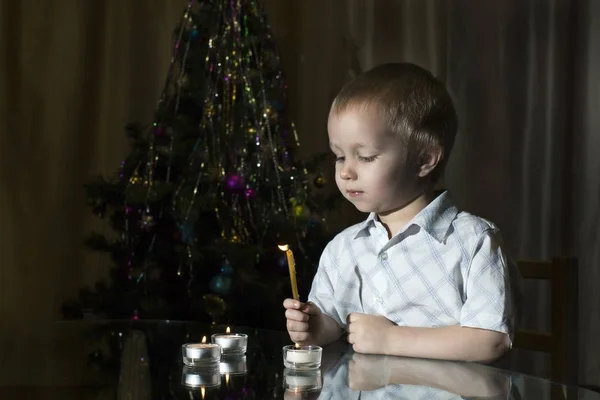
[354,190,459,243]
[355,212,378,235]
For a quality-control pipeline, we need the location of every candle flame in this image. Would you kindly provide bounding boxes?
[201,387,205,399]
[278,244,289,251]
[201,336,207,344]
[226,373,230,385]
[295,343,301,349]
[226,326,230,334]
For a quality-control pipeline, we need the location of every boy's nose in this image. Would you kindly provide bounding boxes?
[339,164,356,180]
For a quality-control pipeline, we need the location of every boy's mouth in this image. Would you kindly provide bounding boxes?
[346,190,363,198]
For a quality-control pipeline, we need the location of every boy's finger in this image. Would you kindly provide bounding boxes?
[301,301,322,316]
[289,331,309,344]
[285,309,309,322]
[286,319,309,332]
[283,298,302,309]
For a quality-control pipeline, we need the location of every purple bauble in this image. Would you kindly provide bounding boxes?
[225,173,245,191]
[154,125,165,136]
[244,188,256,199]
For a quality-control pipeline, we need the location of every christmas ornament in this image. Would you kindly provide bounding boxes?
[140,208,156,230]
[209,259,233,295]
[308,216,324,229]
[293,204,310,219]
[140,215,155,230]
[271,99,284,111]
[314,175,327,188]
[204,166,221,181]
[129,174,142,185]
[264,106,278,120]
[202,294,227,325]
[154,125,165,136]
[244,188,256,199]
[179,220,196,244]
[204,103,216,117]
[220,259,234,276]
[225,173,245,192]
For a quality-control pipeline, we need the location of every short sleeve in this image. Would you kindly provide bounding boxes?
[307,242,346,329]
[460,229,518,341]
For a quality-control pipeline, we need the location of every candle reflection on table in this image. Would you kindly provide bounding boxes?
[283,368,322,393]
[220,355,247,387]
[181,365,221,390]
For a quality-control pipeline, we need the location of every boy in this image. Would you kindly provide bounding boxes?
[284,62,518,363]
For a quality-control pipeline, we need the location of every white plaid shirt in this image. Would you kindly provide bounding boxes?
[308,191,518,340]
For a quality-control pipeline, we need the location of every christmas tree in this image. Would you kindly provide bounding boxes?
[63,0,338,329]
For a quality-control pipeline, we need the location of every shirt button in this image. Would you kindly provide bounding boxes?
[380,253,388,261]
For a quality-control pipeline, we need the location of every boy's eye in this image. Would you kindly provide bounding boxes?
[358,155,377,162]
[334,156,345,163]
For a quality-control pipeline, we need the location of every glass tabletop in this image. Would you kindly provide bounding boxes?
[4,320,598,400]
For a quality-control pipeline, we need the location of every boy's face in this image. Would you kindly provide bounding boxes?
[328,107,420,215]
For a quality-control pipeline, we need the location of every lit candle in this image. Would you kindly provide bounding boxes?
[182,336,221,366]
[211,326,248,355]
[283,345,322,370]
[278,244,299,300]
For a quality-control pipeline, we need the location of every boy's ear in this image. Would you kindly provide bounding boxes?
[417,148,442,178]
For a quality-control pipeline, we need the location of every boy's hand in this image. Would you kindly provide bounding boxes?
[347,313,394,354]
[283,298,323,344]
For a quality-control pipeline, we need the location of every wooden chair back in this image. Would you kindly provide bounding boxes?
[513,257,578,385]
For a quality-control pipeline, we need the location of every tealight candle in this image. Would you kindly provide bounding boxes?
[182,336,221,366]
[283,345,322,370]
[181,365,221,389]
[211,326,248,355]
[283,368,322,393]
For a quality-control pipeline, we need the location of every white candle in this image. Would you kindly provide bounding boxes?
[186,343,220,358]
[211,329,248,355]
[212,334,246,349]
[286,350,320,364]
[182,337,221,366]
[283,345,322,370]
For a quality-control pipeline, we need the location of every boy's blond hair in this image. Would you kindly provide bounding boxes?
[330,62,457,183]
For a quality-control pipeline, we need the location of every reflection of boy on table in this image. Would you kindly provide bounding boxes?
[317,352,512,400]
